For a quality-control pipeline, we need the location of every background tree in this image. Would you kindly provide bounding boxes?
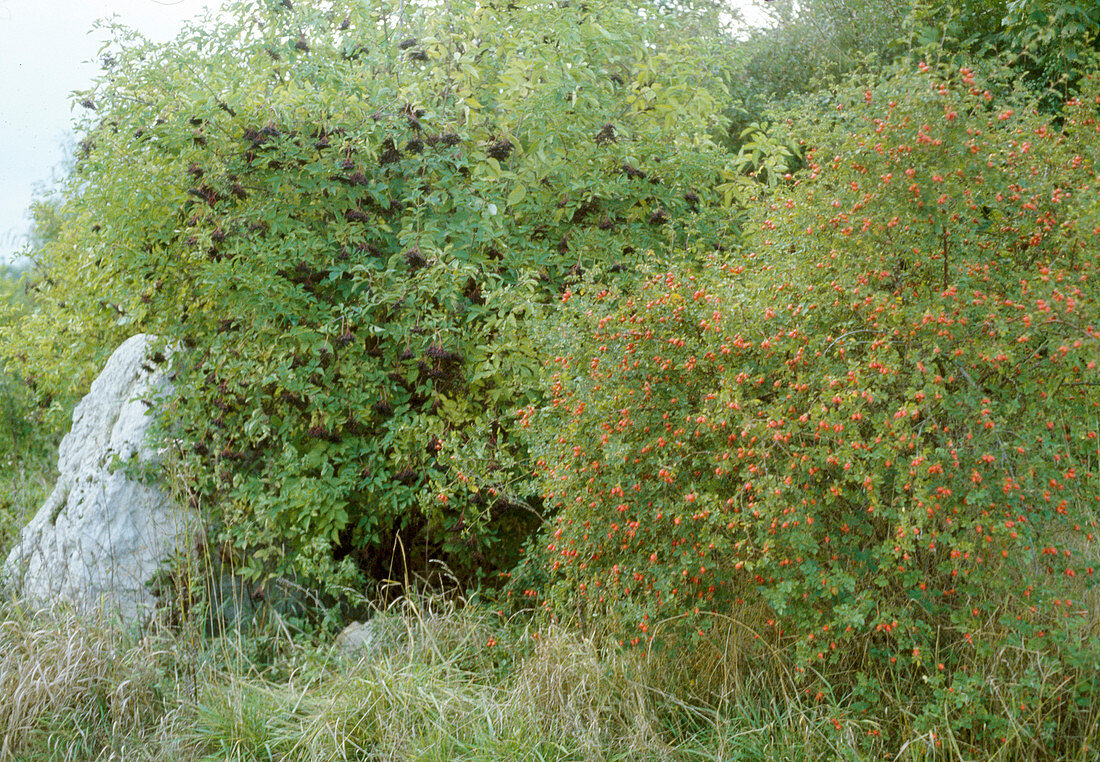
[738,0,910,99]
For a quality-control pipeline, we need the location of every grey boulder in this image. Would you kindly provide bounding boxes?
[2,334,193,622]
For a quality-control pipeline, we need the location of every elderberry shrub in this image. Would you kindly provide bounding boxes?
[13,0,733,597]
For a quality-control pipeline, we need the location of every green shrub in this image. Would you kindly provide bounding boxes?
[524,60,1100,754]
[6,0,735,592]
[0,267,57,553]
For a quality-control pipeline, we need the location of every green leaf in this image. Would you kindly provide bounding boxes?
[506,183,527,207]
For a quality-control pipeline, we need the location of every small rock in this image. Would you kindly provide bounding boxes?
[335,618,394,658]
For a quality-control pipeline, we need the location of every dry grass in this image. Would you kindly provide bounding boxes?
[1,583,1098,761]
[507,624,670,758]
[185,591,697,761]
[0,602,182,761]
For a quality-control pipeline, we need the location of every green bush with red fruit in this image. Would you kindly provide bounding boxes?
[523,60,1100,753]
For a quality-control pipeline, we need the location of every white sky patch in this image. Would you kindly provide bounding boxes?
[0,0,227,263]
[0,0,772,264]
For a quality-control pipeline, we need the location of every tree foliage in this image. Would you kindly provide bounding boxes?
[736,0,911,99]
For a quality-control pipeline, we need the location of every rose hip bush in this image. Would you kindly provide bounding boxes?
[524,62,1100,752]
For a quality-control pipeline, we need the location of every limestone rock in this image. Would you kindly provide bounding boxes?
[2,334,192,622]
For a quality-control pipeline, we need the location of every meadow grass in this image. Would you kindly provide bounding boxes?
[0,578,1097,761]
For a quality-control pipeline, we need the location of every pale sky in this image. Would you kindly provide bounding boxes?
[0,0,229,264]
[0,0,767,265]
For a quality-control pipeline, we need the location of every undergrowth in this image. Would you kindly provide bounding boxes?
[0,582,1097,761]
[0,269,57,554]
